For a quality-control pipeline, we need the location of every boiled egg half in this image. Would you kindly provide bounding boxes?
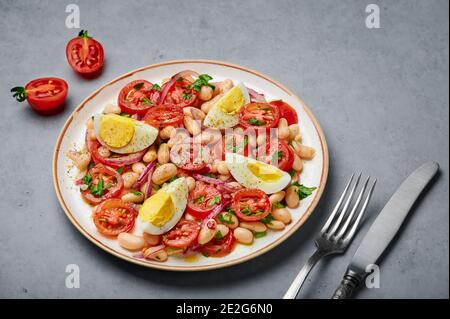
[225,153,291,194]
[136,177,188,235]
[93,114,158,154]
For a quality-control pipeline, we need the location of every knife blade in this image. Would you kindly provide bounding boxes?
[332,161,439,299]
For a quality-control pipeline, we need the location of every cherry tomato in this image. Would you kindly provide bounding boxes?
[11,77,68,114]
[239,102,280,129]
[224,130,250,157]
[160,77,198,108]
[118,80,160,115]
[92,199,137,237]
[269,100,298,125]
[201,231,236,257]
[81,164,124,205]
[231,189,271,222]
[262,140,294,171]
[66,30,104,76]
[163,220,200,249]
[169,142,208,172]
[186,182,223,219]
[143,104,184,128]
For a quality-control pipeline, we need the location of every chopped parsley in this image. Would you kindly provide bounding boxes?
[207,195,221,206]
[152,83,161,91]
[141,97,154,105]
[240,207,250,215]
[88,162,95,170]
[182,92,192,100]
[288,168,295,177]
[215,231,224,240]
[272,150,283,163]
[90,178,105,196]
[133,82,144,90]
[292,182,317,200]
[254,231,267,238]
[218,212,235,225]
[119,112,131,118]
[132,191,143,196]
[82,172,92,186]
[189,74,215,92]
[273,202,286,209]
[248,118,265,126]
[260,213,274,225]
[116,167,123,174]
[193,195,205,205]
[168,176,178,183]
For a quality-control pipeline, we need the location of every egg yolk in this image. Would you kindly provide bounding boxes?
[139,191,174,227]
[218,86,245,115]
[247,162,283,182]
[99,114,135,148]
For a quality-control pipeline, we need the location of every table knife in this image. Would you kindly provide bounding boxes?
[331,161,439,299]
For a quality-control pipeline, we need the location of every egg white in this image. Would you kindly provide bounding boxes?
[203,82,250,129]
[137,177,188,235]
[93,114,158,154]
[225,153,291,194]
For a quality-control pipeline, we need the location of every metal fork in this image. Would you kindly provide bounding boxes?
[283,173,376,299]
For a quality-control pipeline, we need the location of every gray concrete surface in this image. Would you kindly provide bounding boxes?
[0,0,448,299]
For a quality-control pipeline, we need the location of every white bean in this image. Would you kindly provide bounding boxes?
[143,233,161,246]
[103,103,121,114]
[198,219,217,245]
[117,233,145,251]
[152,163,177,185]
[143,145,157,163]
[216,161,229,175]
[269,191,286,204]
[186,176,196,192]
[67,150,91,171]
[184,117,201,136]
[201,94,223,114]
[122,172,139,189]
[288,124,299,140]
[157,143,170,164]
[277,118,289,140]
[272,208,292,225]
[199,86,213,101]
[267,220,286,230]
[215,224,230,238]
[217,212,239,229]
[121,191,144,203]
[233,227,254,245]
[292,154,303,172]
[298,145,316,160]
[97,146,111,158]
[159,126,175,140]
[286,186,300,208]
[132,162,146,175]
[239,221,267,233]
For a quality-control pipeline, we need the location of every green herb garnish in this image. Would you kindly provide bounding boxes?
[254,231,267,238]
[132,191,143,196]
[273,202,286,209]
[215,231,224,240]
[152,83,161,91]
[90,178,105,196]
[116,167,123,174]
[119,112,131,118]
[292,182,317,200]
[288,169,295,177]
[248,118,265,126]
[194,195,205,205]
[260,213,274,225]
[207,195,221,206]
[141,97,153,105]
[82,173,92,186]
[11,86,27,102]
[240,207,250,215]
[218,213,234,225]
[133,82,144,90]
[168,176,178,183]
[189,74,215,92]
[182,92,192,100]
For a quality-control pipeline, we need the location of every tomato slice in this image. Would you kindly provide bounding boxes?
[160,78,198,108]
[143,104,184,128]
[92,199,137,237]
[66,30,104,76]
[118,80,160,115]
[163,220,200,249]
[259,140,294,171]
[269,100,298,125]
[11,77,68,113]
[169,142,208,171]
[186,182,223,219]
[231,189,271,222]
[81,164,124,205]
[239,102,280,129]
[201,231,236,257]
[224,130,250,157]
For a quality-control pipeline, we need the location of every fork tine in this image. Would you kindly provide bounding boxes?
[335,176,370,239]
[342,179,377,243]
[327,173,362,237]
[320,173,355,234]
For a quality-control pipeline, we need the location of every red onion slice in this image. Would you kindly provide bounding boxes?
[158,70,199,104]
[247,87,267,103]
[136,161,156,187]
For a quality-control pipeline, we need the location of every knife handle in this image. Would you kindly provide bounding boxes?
[331,269,364,299]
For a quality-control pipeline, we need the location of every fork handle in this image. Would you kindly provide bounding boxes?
[283,250,327,299]
[331,269,364,299]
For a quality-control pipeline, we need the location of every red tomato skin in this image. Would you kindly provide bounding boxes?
[269,100,298,125]
[66,34,104,76]
[25,78,68,114]
[118,80,159,115]
[201,231,236,257]
[231,189,271,222]
[186,182,223,219]
[92,199,137,237]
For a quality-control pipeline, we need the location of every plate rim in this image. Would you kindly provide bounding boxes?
[52,59,329,271]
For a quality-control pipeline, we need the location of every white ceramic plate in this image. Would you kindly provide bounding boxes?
[53,60,329,271]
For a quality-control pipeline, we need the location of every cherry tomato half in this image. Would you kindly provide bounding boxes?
[163,220,200,249]
[262,140,294,171]
[239,102,280,130]
[11,77,68,113]
[269,100,298,125]
[186,182,223,219]
[92,199,137,237]
[169,142,209,172]
[201,231,236,257]
[231,189,271,222]
[143,104,184,128]
[66,30,104,76]
[81,164,124,205]
[118,80,160,115]
[159,77,198,108]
